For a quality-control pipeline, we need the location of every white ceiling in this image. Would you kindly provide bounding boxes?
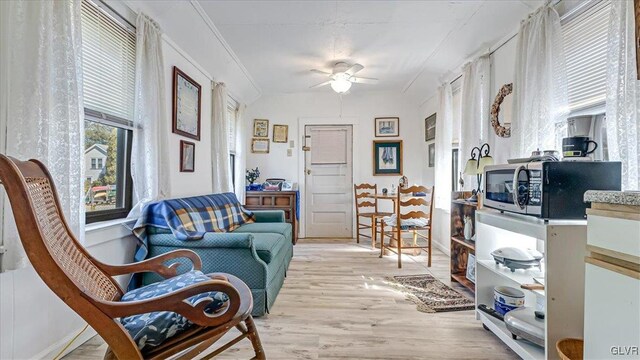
[200,0,542,102]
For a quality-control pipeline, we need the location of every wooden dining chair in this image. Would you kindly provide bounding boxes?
[379,186,434,268]
[0,155,265,360]
[354,183,392,249]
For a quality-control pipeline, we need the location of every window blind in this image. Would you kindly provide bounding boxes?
[563,0,610,111]
[81,0,135,121]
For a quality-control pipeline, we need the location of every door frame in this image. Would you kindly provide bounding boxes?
[298,117,359,239]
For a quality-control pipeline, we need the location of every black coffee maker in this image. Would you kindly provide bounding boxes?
[562,136,598,158]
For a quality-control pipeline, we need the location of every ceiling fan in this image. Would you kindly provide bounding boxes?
[309,62,378,94]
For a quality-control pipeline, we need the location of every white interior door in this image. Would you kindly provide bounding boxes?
[304,125,353,238]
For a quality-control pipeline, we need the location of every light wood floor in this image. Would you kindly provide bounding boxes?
[65,239,516,359]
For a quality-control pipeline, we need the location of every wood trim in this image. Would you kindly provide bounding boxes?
[587,244,640,266]
[585,256,640,280]
[172,66,202,141]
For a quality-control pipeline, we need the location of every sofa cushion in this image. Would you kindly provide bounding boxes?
[120,270,229,351]
[251,232,288,264]
[234,222,292,242]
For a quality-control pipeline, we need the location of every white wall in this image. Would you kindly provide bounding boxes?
[245,91,432,235]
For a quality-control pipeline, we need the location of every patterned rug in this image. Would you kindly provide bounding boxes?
[383,274,475,313]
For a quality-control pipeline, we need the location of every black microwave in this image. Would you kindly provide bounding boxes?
[483,161,621,219]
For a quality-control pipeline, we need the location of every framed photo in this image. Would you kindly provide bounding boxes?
[180,140,195,172]
[428,143,435,167]
[253,119,269,138]
[466,253,476,283]
[251,138,270,153]
[425,113,436,142]
[273,124,288,143]
[172,67,201,141]
[373,140,403,176]
[375,117,399,137]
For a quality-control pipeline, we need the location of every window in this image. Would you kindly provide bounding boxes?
[562,1,611,160]
[563,0,610,111]
[81,0,135,223]
[227,99,238,190]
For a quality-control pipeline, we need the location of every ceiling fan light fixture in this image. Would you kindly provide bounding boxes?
[330,78,352,93]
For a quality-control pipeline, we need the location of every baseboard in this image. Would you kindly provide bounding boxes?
[35,324,97,359]
[433,240,450,256]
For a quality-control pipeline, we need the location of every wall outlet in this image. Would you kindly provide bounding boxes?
[287,148,293,157]
[289,140,295,148]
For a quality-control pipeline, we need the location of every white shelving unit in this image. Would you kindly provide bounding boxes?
[475,209,587,360]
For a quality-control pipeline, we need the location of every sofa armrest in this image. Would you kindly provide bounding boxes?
[252,210,285,223]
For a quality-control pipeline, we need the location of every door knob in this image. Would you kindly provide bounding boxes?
[306,169,311,175]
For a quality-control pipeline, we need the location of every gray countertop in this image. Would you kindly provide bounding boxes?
[584,190,640,206]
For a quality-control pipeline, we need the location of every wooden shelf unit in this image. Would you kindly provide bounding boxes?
[450,191,477,293]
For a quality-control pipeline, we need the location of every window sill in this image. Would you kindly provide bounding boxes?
[85,217,136,233]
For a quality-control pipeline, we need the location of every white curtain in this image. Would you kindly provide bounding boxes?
[212,83,233,193]
[511,4,569,158]
[1,0,84,271]
[459,55,491,189]
[605,0,639,191]
[234,103,247,202]
[434,83,454,210]
[129,13,171,217]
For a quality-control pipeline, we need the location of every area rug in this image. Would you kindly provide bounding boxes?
[383,274,475,313]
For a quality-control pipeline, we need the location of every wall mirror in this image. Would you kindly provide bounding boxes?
[490,83,513,138]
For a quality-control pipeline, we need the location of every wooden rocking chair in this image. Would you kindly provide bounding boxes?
[0,155,265,360]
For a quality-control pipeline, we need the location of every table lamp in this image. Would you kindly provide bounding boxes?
[463,143,493,202]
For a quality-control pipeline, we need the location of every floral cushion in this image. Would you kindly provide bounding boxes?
[383,214,430,229]
[120,270,229,351]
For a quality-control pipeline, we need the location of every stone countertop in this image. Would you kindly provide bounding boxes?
[584,190,640,206]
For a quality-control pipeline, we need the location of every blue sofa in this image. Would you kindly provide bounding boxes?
[137,198,293,317]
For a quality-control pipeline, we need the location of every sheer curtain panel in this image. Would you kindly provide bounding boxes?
[434,83,454,210]
[605,0,640,190]
[459,55,490,189]
[234,104,248,202]
[129,13,171,217]
[511,4,569,158]
[1,0,84,271]
[212,83,233,193]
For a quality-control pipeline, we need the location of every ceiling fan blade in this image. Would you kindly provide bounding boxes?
[345,63,364,76]
[309,80,332,89]
[351,76,378,84]
[310,69,332,76]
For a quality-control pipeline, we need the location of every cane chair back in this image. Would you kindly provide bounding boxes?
[0,155,264,360]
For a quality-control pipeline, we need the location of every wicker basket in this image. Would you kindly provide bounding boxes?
[556,338,584,360]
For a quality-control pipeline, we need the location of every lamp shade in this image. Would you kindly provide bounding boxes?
[478,155,494,173]
[463,159,478,175]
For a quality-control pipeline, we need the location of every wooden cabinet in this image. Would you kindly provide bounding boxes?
[245,191,298,244]
[450,191,477,293]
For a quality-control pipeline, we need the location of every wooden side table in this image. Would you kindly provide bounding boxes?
[245,191,298,244]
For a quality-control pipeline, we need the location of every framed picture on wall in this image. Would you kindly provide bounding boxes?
[273,124,288,143]
[425,113,436,141]
[428,143,435,167]
[253,119,269,137]
[373,140,403,176]
[374,117,400,137]
[172,67,201,141]
[252,138,270,153]
[180,140,195,172]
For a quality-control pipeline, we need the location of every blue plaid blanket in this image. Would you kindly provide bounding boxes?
[132,193,254,261]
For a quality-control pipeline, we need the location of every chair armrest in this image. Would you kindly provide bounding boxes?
[92,279,240,328]
[252,210,285,223]
[99,250,202,279]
